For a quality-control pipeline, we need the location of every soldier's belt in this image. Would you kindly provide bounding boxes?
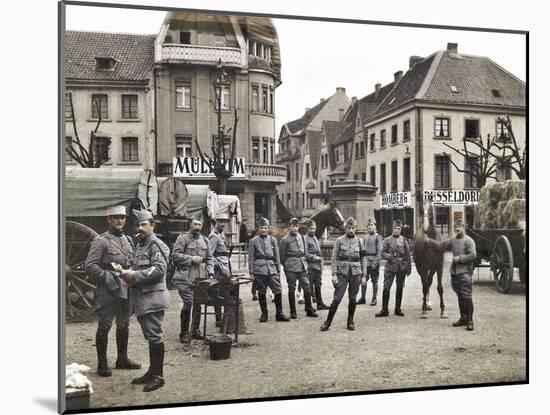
[339,256,360,262]
[255,255,275,261]
[286,253,305,257]
[366,252,378,256]
[214,252,228,257]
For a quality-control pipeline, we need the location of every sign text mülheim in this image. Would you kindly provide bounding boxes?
[173,157,246,178]
[423,190,480,205]
[380,191,412,208]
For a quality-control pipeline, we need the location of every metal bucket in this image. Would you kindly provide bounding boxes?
[208,335,233,360]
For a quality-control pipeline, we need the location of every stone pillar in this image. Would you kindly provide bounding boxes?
[330,181,378,233]
[268,189,277,226]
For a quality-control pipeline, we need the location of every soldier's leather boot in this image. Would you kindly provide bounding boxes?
[191,308,204,340]
[214,305,223,328]
[320,302,338,331]
[179,308,191,344]
[274,293,290,321]
[132,342,155,385]
[143,342,165,392]
[95,328,112,377]
[315,285,329,310]
[357,285,367,304]
[115,327,141,370]
[258,293,269,322]
[465,299,475,331]
[453,297,467,327]
[288,289,298,319]
[375,290,390,317]
[394,283,405,316]
[251,280,258,301]
[371,283,378,306]
[347,301,357,330]
[304,290,318,317]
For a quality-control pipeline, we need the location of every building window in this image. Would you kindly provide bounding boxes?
[403,157,411,191]
[360,142,365,157]
[362,172,366,182]
[465,119,480,140]
[295,163,299,179]
[92,136,110,164]
[498,165,512,181]
[296,192,300,209]
[370,165,376,186]
[269,88,274,114]
[286,165,291,180]
[95,57,115,71]
[435,117,450,138]
[354,174,358,180]
[305,163,310,178]
[464,156,479,188]
[391,160,398,192]
[403,120,411,141]
[335,149,340,163]
[302,193,305,210]
[380,129,386,148]
[180,31,191,44]
[215,85,230,110]
[355,143,360,159]
[262,86,268,112]
[214,34,225,46]
[496,118,510,141]
[248,40,255,54]
[344,143,349,161]
[287,193,291,205]
[391,125,398,145]
[380,163,386,193]
[270,139,274,164]
[435,207,450,238]
[252,85,259,112]
[252,137,260,163]
[65,93,72,119]
[262,138,269,163]
[176,136,192,158]
[435,155,451,188]
[320,182,324,194]
[370,133,375,151]
[121,95,138,119]
[65,136,73,162]
[122,137,139,162]
[91,94,108,119]
[176,84,191,109]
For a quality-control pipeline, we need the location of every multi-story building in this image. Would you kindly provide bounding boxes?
[276,88,350,218]
[152,12,285,225]
[364,43,526,237]
[65,31,156,169]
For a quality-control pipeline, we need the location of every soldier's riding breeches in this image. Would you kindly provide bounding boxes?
[286,271,311,292]
[97,289,130,332]
[383,271,406,291]
[308,269,322,290]
[175,281,194,311]
[255,273,282,295]
[451,273,473,299]
[332,271,360,305]
[137,310,164,345]
[367,266,379,285]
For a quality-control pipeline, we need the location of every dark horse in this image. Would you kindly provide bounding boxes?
[413,201,447,319]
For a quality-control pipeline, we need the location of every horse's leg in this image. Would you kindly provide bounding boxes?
[420,269,429,319]
[437,265,447,319]
[426,270,435,311]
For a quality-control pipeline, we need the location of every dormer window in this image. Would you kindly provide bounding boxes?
[450,85,459,93]
[95,57,116,71]
[492,89,502,98]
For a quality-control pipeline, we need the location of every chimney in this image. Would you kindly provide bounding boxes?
[409,55,423,68]
[336,87,346,94]
[351,96,357,105]
[320,98,325,103]
[447,42,458,54]
[394,70,403,83]
[374,83,382,98]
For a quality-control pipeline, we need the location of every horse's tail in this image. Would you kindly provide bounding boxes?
[414,227,427,241]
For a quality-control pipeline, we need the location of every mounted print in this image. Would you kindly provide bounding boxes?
[59,1,527,413]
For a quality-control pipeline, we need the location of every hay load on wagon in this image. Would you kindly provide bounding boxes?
[474,180,526,230]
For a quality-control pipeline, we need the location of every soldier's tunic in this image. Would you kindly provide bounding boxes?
[208,227,231,280]
[330,234,367,304]
[305,233,323,290]
[435,235,477,298]
[129,233,171,345]
[381,235,411,291]
[247,234,282,295]
[85,229,134,332]
[279,233,311,292]
[363,232,383,284]
[172,231,215,310]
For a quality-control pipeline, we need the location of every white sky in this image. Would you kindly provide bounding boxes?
[65,3,526,138]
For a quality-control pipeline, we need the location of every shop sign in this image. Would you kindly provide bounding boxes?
[381,191,412,208]
[173,157,246,178]
[423,190,480,205]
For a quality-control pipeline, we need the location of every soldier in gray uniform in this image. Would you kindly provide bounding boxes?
[376,219,411,317]
[427,219,477,330]
[84,205,141,378]
[358,218,383,306]
[248,217,290,322]
[208,212,231,327]
[304,219,329,310]
[172,215,215,343]
[117,209,171,392]
[279,218,318,319]
[320,217,367,331]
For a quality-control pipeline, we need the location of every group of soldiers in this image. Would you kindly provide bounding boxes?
[83,205,477,393]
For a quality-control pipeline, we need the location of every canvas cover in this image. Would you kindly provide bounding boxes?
[65,167,158,217]
[158,177,189,218]
[217,195,242,244]
[185,184,219,221]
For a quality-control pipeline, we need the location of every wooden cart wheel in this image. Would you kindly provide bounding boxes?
[491,235,514,294]
[66,221,99,319]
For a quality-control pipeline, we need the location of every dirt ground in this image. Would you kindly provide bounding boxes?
[65,253,526,410]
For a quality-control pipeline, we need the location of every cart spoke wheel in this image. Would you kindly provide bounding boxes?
[66,221,99,319]
[491,235,514,294]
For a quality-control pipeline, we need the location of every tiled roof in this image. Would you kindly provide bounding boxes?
[65,31,155,82]
[333,120,355,146]
[306,130,323,178]
[357,82,395,122]
[328,159,350,176]
[285,99,330,135]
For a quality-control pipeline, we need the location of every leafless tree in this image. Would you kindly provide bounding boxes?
[65,91,111,168]
[492,115,526,180]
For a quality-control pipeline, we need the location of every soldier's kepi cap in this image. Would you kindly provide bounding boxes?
[215,212,229,221]
[344,217,357,227]
[107,205,127,217]
[392,219,403,228]
[306,219,316,228]
[133,209,154,224]
[258,217,270,227]
[289,217,300,226]
[454,219,464,227]
[367,218,376,225]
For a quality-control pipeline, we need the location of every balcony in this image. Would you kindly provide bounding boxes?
[159,44,243,66]
[247,163,286,184]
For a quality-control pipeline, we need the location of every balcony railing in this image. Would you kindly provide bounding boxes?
[247,163,287,183]
[160,44,242,66]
